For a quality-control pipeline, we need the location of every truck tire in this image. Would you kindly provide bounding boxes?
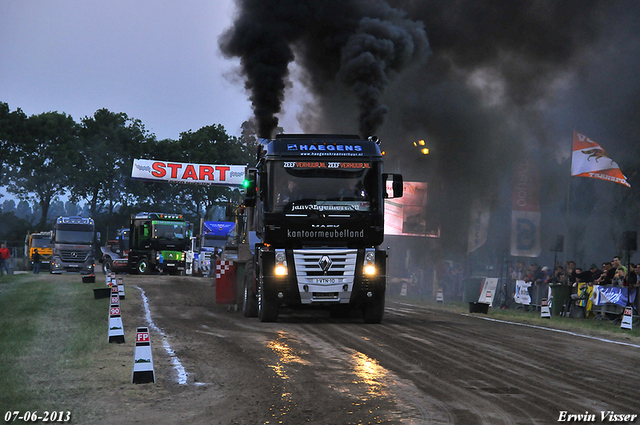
[258,281,278,322]
[136,258,151,275]
[362,290,385,324]
[103,257,112,274]
[243,260,258,317]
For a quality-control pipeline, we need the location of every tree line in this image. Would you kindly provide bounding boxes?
[0,101,264,247]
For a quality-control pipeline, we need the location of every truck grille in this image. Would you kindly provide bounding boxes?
[293,249,358,304]
[293,249,357,278]
[60,250,90,263]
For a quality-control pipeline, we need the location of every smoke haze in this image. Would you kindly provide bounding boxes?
[221,0,640,266]
[219,0,429,138]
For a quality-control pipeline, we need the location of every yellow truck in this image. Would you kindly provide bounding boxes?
[24,231,53,271]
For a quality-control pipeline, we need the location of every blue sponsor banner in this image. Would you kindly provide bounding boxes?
[594,286,637,307]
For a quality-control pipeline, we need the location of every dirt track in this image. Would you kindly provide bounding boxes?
[86,274,640,424]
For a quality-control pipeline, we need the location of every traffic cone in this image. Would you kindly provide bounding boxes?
[108,288,125,343]
[132,327,156,384]
[400,282,407,297]
[436,288,444,303]
[540,298,551,318]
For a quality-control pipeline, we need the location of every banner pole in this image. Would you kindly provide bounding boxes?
[563,131,573,279]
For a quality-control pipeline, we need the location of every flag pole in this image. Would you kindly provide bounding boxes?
[563,131,574,279]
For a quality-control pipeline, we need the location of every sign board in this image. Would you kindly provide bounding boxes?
[478,278,499,305]
[131,159,245,186]
[514,280,531,305]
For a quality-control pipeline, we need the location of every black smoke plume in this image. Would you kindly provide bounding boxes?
[219,0,429,138]
[221,0,640,266]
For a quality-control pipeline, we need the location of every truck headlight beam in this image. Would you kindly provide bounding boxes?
[364,265,376,276]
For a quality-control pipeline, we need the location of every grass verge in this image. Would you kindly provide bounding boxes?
[0,273,137,422]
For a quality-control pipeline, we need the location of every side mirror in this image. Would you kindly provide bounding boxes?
[382,173,403,198]
[392,174,403,198]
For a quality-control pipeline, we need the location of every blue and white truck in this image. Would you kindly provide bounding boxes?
[192,220,235,277]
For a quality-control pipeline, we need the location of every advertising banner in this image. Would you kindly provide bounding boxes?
[131,159,245,186]
[467,197,491,253]
[514,280,531,305]
[510,158,541,257]
[384,181,438,237]
[593,285,637,307]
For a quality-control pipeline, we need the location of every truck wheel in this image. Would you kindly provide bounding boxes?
[258,282,278,322]
[136,258,151,275]
[243,260,258,317]
[362,290,385,324]
[103,258,112,274]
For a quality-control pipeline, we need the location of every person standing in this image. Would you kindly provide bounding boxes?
[157,252,164,274]
[32,249,41,274]
[0,244,10,275]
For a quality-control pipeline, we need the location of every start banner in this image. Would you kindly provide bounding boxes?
[131,159,245,186]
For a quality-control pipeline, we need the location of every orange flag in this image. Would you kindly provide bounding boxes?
[571,131,630,187]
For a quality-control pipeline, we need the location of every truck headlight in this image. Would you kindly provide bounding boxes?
[275,250,288,276]
[363,249,376,276]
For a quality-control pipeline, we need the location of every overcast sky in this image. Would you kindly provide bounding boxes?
[0,0,302,140]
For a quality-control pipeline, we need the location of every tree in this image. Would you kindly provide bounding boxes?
[1,199,16,214]
[15,200,32,221]
[73,109,150,218]
[0,102,28,186]
[7,111,79,228]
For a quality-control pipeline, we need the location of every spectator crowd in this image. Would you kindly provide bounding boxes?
[510,256,640,321]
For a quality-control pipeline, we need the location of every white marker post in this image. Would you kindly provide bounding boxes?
[132,327,156,384]
[621,306,633,330]
[108,285,125,343]
[117,276,125,300]
[540,298,551,319]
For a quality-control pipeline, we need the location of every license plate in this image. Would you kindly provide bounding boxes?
[68,264,79,267]
[313,278,336,284]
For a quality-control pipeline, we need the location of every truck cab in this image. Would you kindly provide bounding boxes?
[24,231,53,271]
[241,134,402,323]
[50,216,96,275]
[193,221,235,276]
[129,212,189,275]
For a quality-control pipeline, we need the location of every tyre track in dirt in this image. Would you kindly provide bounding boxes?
[91,275,640,424]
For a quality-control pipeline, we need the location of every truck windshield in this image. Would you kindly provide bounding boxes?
[152,222,186,241]
[54,230,94,244]
[32,237,52,248]
[269,161,380,213]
